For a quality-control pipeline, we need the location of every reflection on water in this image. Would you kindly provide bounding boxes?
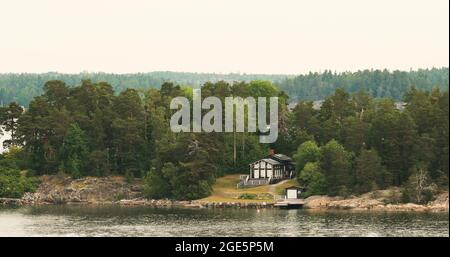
[0,205,448,237]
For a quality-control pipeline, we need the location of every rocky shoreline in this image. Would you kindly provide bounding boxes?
[1,175,448,212]
[302,191,449,212]
[2,195,448,212]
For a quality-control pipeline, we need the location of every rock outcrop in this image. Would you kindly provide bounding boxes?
[303,189,449,212]
[21,175,142,204]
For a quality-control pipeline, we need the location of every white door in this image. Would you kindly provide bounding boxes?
[287,189,297,199]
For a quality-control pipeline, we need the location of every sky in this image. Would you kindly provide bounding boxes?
[0,0,448,74]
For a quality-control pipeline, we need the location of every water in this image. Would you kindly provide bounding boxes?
[0,205,448,237]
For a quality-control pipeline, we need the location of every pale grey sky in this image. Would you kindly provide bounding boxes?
[0,0,448,74]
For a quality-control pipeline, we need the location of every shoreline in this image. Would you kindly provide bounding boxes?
[2,196,448,213]
[2,175,447,213]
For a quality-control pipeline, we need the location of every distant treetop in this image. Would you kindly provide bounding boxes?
[0,68,448,106]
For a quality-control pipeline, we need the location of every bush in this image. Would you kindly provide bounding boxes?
[125,170,134,183]
[239,193,257,199]
[143,166,172,199]
[338,186,351,198]
[401,166,437,204]
[0,146,27,170]
[0,168,37,198]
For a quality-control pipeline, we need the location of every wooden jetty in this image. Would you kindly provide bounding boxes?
[274,186,306,209]
[274,198,305,209]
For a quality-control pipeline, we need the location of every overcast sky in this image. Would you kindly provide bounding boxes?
[0,0,448,74]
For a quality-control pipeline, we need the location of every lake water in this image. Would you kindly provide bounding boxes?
[0,205,448,237]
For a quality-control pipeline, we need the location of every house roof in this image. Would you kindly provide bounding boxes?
[250,158,282,165]
[285,186,304,190]
[269,154,293,162]
[261,158,282,165]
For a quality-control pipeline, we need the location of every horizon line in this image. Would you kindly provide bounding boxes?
[0,66,448,77]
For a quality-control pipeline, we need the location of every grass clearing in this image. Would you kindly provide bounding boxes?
[199,174,299,203]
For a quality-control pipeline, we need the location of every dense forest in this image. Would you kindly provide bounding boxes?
[0,68,448,107]
[0,78,449,203]
[0,72,287,106]
[278,68,448,101]
[285,87,449,202]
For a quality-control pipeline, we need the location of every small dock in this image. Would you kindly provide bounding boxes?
[274,199,305,209]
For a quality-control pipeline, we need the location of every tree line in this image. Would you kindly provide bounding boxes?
[278,68,448,101]
[1,68,448,107]
[0,72,287,106]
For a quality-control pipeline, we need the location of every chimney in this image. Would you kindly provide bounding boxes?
[269,149,275,156]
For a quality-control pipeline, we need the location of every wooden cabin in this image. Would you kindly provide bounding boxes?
[248,150,295,181]
[238,150,296,188]
[249,158,284,180]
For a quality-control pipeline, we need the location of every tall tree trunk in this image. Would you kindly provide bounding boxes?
[233,131,236,166]
[242,132,245,159]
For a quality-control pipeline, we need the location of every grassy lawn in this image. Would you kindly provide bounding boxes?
[274,179,299,195]
[198,174,299,203]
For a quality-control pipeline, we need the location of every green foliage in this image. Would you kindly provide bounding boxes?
[319,140,353,196]
[143,167,171,199]
[124,170,134,184]
[341,116,369,154]
[286,86,449,198]
[143,133,220,200]
[0,167,37,198]
[248,80,279,98]
[297,162,326,197]
[0,72,287,106]
[0,102,23,147]
[279,68,449,101]
[61,124,89,178]
[0,147,27,170]
[1,74,447,202]
[171,161,214,200]
[353,149,391,194]
[239,193,257,199]
[293,140,320,172]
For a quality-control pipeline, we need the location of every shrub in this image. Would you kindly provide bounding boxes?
[401,166,437,204]
[143,167,171,199]
[0,168,37,198]
[125,170,134,183]
[238,193,257,199]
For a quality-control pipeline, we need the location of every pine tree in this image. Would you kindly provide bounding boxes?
[354,149,390,194]
[61,124,89,177]
[320,140,353,196]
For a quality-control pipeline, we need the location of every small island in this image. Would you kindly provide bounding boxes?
[1,72,449,215]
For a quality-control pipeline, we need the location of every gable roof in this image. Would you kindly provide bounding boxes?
[285,186,304,190]
[269,154,292,162]
[261,158,282,165]
[250,158,282,165]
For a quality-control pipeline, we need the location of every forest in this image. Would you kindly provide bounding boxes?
[0,68,448,106]
[278,67,449,101]
[0,72,287,106]
[0,78,449,203]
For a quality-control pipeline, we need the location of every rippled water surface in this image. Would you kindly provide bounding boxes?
[0,205,448,237]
